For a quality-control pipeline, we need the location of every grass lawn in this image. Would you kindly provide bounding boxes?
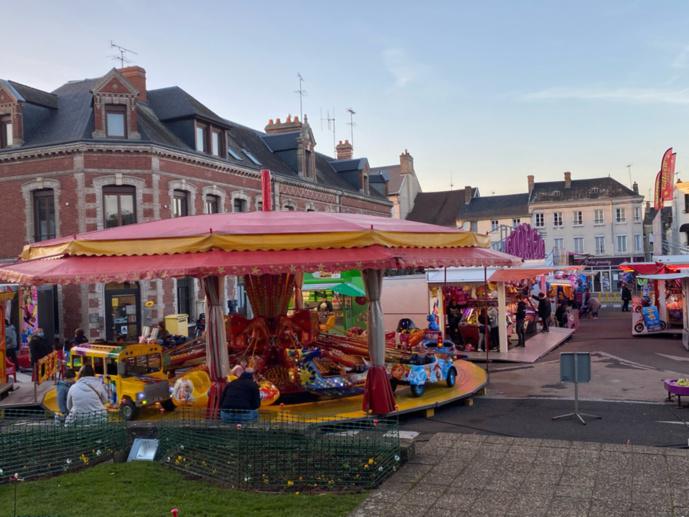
[0,462,367,517]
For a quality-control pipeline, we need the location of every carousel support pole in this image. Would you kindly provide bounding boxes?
[658,279,668,324]
[497,281,508,354]
[202,275,230,418]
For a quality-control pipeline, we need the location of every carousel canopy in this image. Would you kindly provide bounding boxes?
[3,212,521,285]
[20,212,491,260]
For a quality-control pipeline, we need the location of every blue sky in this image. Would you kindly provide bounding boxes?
[5,1,689,198]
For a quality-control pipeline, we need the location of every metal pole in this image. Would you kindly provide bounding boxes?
[484,265,489,380]
[573,355,579,415]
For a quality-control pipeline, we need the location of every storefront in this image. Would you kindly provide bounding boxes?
[104,282,141,342]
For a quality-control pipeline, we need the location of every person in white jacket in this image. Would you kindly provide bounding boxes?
[65,364,109,424]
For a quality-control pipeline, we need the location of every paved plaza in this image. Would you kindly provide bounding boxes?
[353,432,689,517]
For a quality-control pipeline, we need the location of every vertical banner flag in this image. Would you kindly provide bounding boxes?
[654,170,663,211]
[661,147,676,206]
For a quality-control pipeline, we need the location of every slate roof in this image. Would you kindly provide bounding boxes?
[406,190,468,226]
[0,70,388,201]
[370,164,402,193]
[460,193,529,219]
[529,177,639,203]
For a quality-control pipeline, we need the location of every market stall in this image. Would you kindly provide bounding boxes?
[0,170,520,415]
[300,270,367,333]
[637,271,689,350]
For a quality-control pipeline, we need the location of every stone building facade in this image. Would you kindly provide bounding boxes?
[0,66,391,342]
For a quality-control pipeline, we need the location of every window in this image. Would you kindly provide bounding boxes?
[573,211,583,226]
[211,130,221,156]
[491,220,499,231]
[205,194,220,214]
[103,185,136,228]
[534,213,544,227]
[512,218,521,228]
[0,115,12,148]
[176,277,193,317]
[172,190,189,217]
[616,235,627,253]
[554,238,564,250]
[634,234,642,252]
[105,105,126,138]
[553,212,563,227]
[594,209,604,225]
[615,208,626,223]
[633,206,641,222]
[255,200,263,212]
[242,149,261,166]
[32,189,56,241]
[195,124,208,153]
[573,237,584,254]
[284,205,295,212]
[228,147,243,160]
[233,198,247,213]
[595,236,605,255]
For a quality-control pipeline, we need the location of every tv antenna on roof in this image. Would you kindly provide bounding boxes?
[346,108,356,147]
[295,73,307,121]
[320,109,337,155]
[110,41,138,68]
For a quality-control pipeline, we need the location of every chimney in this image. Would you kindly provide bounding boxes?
[464,185,473,205]
[118,66,147,102]
[527,175,535,194]
[336,140,353,160]
[399,149,414,175]
[264,114,303,134]
[633,181,639,195]
[564,171,572,188]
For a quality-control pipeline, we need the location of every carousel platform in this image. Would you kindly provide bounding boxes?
[262,359,487,422]
[0,371,52,408]
[462,326,574,364]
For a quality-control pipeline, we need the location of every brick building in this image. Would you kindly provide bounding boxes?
[0,66,392,342]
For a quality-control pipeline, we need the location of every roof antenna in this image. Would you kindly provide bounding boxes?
[109,41,138,68]
[346,108,356,148]
[295,73,307,121]
[321,109,337,156]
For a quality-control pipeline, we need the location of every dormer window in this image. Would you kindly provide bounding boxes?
[195,123,208,152]
[1,114,14,148]
[243,149,261,166]
[105,105,127,138]
[211,130,221,156]
[228,147,242,160]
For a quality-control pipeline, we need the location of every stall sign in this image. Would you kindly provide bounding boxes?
[36,351,58,384]
[641,306,663,332]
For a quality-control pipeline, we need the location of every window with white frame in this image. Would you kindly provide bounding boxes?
[573,237,584,254]
[491,220,499,231]
[634,234,642,252]
[534,213,544,227]
[595,236,605,255]
[554,238,564,250]
[573,211,583,226]
[553,212,563,227]
[594,209,604,225]
[615,207,626,223]
[512,218,521,227]
[633,206,641,222]
[616,235,627,253]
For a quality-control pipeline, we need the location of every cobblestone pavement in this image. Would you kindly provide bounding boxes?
[351,433,689,517]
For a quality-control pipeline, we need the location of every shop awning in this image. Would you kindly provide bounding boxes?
[0,246,520,286]
[639,271,689,280]
[619,262,665,274]
[302,282,366,297]
[488,266,583,283]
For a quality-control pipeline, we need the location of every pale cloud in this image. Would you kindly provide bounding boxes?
[382,48,417,87]
[672,44,689,69]
[521,87,689,105]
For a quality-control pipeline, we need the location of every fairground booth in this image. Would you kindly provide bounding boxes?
[0,171,519,417]
[299,270,367,334]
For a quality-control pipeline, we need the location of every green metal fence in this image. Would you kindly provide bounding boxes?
[157,409,401,491]
[0,409,127,483]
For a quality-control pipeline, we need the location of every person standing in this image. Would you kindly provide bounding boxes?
[588,296,601,319]
[219,368,261,422]
[65,364,108,424]
[532,293,551,332]
[515,300,527,347]
[29,328,51,369]
[5,319,17,367]
[621,284,631,312]
[66,328,88,353]
[56,368,76,416]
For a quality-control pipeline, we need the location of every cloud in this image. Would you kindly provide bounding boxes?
[382,48,417,87]
[521,87,689,105]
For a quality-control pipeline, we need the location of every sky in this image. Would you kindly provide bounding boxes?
[4,0,689,199]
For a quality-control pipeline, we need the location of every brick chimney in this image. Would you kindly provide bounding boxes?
[118,66,147,102]
[464,185,473,205]
[564,171,572,188]
[336,140,353,160]
[528,175,535,194]
[264,114,303,134]
[633,181,639,194]
[400,149,414,175]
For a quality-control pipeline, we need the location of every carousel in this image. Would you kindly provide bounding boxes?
[0,171,520,417]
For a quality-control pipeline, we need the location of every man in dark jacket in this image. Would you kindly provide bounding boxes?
[532,293,551,333]
[621,285,632,312]
[220,368,261,423]
[29,328,52,368]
